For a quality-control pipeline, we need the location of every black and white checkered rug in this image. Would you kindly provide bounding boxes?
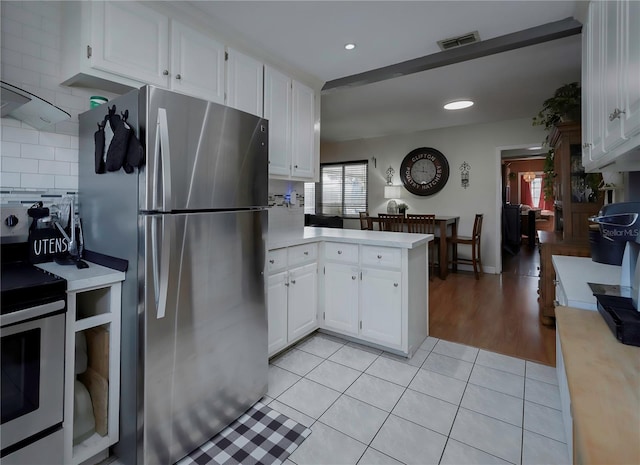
[176,401,311,465]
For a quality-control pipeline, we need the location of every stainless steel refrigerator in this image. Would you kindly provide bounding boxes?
[78,87,268,465]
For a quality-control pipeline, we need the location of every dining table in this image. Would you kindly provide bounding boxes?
[366,215,460,279]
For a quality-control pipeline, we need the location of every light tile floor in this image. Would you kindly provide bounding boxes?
[264,333,570,465]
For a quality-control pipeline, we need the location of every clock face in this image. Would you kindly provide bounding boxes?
[400,147,449,196]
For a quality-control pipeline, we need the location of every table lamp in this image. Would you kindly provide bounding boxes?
[384,185,401,214]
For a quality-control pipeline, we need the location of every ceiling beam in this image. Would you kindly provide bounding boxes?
[322,17,582,93]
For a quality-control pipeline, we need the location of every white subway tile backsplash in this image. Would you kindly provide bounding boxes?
[1,118,22,128]
[2,31,40,58]
[21,24,59,49]
[2,157,38,173]
[0,172,21,188]
[54,147,78,162]
[39,132,70,148]
[54,175,78,190]
[1,16,23,37]
[1,140,21,157]
[22,54,59,78]
[39,160,69,175]
[39,75,71,94]
[69,162,78,176]
[3,126,39,144]
[1,64,40,87]
[1,47,23,68]
[41,45,61,64]
[69,136,79,150]
[2,2,42,28]
[22,143,55,160]
[54,121,79,137]
[21,173,54,189]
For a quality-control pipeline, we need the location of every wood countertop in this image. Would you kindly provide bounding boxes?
[556,306,640,464]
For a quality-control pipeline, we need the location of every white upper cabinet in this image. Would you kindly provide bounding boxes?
[264,67,317,180]
[170,21,224,104]
[291,81,316,179]
[90,2,170,87]
[264,67,292,176]
[62,3,224,102]
[226,48,264,117]
[583,0,640,171]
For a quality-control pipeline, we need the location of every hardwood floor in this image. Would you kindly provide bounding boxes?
[429,245,557,366]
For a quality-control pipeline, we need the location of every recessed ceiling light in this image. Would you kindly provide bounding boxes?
[344,43,356,50]
[444,100,474,110]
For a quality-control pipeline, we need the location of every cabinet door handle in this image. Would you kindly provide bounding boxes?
[285,282,290,287]
[377,254,382,259]
[352,276,357,280]
[337,250,342,254]
[394,283,399,287]
[163,70,169,76]
[269,259,275,264]
[294,164,299,168]
[291,279,296,284]
[609,108,625,121]
[175,74,182,80]
[304,251,309,255]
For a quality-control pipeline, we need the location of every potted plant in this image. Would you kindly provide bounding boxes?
[542,149,555,200]
[397,203,409,214]
[532,82,581,132]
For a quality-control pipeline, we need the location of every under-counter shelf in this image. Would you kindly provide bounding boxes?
[37,261,124,465]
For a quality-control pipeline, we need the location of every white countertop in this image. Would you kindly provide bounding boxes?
[268,227,433,250]
[552,255,621,310]
[36,261,125,292]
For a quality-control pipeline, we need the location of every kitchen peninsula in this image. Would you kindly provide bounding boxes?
[267,227,432,358]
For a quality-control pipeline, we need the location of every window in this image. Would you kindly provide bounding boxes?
[531,176,542,208]
[304,161,368,218]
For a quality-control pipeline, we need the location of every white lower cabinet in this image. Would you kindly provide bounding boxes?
[323,262,359,336]
[360,268,402,347]
[288,263,318,341]
[322,242,414,353]
[267,244,318,357]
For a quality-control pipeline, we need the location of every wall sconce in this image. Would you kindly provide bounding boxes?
[384,185,401,214]
[523,172,536,183]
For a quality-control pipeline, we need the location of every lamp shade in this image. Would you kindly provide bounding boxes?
[384,185,401,199]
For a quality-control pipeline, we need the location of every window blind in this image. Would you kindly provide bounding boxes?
[318,161,368,218]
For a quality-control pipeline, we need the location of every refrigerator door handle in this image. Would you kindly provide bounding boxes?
[154,108,173,211]
[151,215,172,319]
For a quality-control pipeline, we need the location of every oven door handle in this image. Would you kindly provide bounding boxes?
[1,299,65,327]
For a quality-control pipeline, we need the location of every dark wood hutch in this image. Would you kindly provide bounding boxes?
[538,122,603,325]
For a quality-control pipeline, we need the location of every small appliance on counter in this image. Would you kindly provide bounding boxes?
[588,202,640,265]
[589,202,640,346]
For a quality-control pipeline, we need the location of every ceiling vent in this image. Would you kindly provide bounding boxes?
[437,31,481,51]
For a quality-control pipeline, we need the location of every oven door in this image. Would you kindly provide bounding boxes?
[1,301,65,451]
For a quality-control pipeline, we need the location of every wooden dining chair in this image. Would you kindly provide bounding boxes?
[450,214,484,279]
[406,214,438,280]
[359,211,371,230]
[378,213,404,232]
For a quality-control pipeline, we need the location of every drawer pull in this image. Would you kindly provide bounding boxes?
[394,283,399,287]
[269,259,275,264]
[377,254,382,259]
[337,250,342,254]
[352,275,357,280]
[291,279,296,284]
[304,251,309,255]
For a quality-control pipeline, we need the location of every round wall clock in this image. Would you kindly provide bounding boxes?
[400,147,450,196]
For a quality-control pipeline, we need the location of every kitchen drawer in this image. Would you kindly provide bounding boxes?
[361,245,401,269]
[324,242,359,264]
[267,248,288,273]
[287,243,318,267]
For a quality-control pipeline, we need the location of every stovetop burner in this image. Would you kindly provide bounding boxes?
[1,243,66,315]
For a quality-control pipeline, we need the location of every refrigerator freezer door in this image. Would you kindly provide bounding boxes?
[141,86,269,212]
[142,210,267,465]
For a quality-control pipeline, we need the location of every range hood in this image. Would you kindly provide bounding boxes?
[1,80,70,130]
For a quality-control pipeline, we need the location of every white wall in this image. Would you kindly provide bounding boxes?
[321,117,548,273]
[0,1,120,192]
